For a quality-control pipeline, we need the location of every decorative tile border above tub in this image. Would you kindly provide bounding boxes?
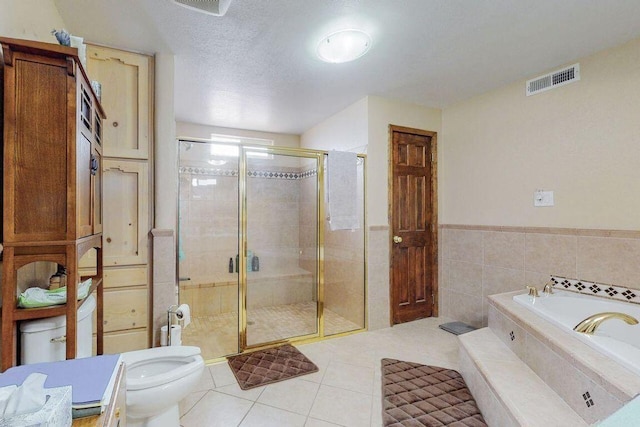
[179,166,317,180]
[550,275,640,305]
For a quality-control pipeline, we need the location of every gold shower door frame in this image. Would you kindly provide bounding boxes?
[177,138,367,358]
[239,146,326,350]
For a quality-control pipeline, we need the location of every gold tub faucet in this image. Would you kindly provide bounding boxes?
[526,285,539,297]
[573,312,639,335]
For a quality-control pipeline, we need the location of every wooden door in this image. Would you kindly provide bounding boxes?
[389,126,438,324]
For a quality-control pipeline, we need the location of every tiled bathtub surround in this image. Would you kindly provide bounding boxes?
[439,225,640,327]
[549,275,640,305]
[487,291,640,424]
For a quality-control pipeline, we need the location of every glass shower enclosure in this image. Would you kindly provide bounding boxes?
[178,139,365,360]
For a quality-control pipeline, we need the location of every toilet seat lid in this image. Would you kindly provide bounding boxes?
[121,345,202,367]
[123,347,204,391]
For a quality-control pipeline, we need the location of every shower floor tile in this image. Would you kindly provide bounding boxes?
[181,302,362,360]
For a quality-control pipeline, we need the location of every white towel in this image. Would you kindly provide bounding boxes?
[327,150,359,231]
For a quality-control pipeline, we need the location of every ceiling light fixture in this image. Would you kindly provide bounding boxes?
[317,29,371,63]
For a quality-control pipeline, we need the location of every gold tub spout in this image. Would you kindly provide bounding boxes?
[573,312,639,335]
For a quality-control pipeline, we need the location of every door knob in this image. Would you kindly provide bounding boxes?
[393,235,403,244]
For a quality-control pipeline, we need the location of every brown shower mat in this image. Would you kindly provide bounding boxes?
[382,358,487,427]
[227,344,319,390]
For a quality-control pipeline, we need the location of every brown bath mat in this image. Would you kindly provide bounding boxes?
[382,359,487,427]
[227,344,318,390]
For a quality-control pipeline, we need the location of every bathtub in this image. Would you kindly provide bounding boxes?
[513,289,640,376]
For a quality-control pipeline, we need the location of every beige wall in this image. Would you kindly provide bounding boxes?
[367,96,442,226]
[0,0,65,42]
[301,95,442,226]
[301,97,368,152]
[301,96,442,330]
[441,37,640,230]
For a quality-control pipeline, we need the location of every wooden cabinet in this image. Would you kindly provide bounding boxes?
[1,38,105,243]
[87,44,153,352]
[103,159,149,266]
[0,37,105,370]
[87,45,152,159]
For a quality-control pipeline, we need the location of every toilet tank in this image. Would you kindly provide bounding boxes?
[20,294,96,364]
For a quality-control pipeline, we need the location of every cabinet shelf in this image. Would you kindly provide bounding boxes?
[12,279,103,321]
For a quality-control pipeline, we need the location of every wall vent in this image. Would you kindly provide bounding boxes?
[172,0,233,16]
[526,63,580,96]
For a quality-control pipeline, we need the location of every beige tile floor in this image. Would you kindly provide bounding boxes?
[179,316,459,427]
[182,302,363,360]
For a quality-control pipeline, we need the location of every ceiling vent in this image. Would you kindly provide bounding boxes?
[526,63,580,96]
[171,0,233,16]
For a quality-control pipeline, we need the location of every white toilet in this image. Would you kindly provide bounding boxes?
[121,345,204,427]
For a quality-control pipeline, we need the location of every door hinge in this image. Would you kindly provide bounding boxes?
[431,152,435,163]
[432,294,435,305]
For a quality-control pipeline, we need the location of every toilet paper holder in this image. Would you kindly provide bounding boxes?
[166,304,186,346]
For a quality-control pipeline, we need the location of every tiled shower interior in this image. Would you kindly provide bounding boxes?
[178,142,365,360]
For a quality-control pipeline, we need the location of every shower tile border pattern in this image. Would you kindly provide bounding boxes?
[439,224,640,327]
[180,166,317,180]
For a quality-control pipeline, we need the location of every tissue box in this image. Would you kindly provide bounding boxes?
[0,386,72,427]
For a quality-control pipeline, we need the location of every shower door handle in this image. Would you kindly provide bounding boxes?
[393,235,403,244]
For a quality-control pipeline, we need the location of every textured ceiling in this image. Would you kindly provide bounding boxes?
[54,0,640,134]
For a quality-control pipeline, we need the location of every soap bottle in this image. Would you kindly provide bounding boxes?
[49,273,61,290]
[228,257,234,273]
[59,266,67,288]
[252,255,260,272]
[246,251,253,272]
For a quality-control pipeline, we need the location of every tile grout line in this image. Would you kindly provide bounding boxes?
[179,389,210,420]
[236,400,256,426]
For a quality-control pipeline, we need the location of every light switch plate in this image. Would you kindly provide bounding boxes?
[534,190,554,207]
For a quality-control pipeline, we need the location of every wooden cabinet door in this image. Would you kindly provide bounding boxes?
[2,51,72,242]
[103,159,149,266]
[93,106,104,234]
[102,288,148,332]
[77,132,93,238]
[91,146,103,234]
[104,330,148,354]
[86,45,152,160]
[78,78,103,238]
